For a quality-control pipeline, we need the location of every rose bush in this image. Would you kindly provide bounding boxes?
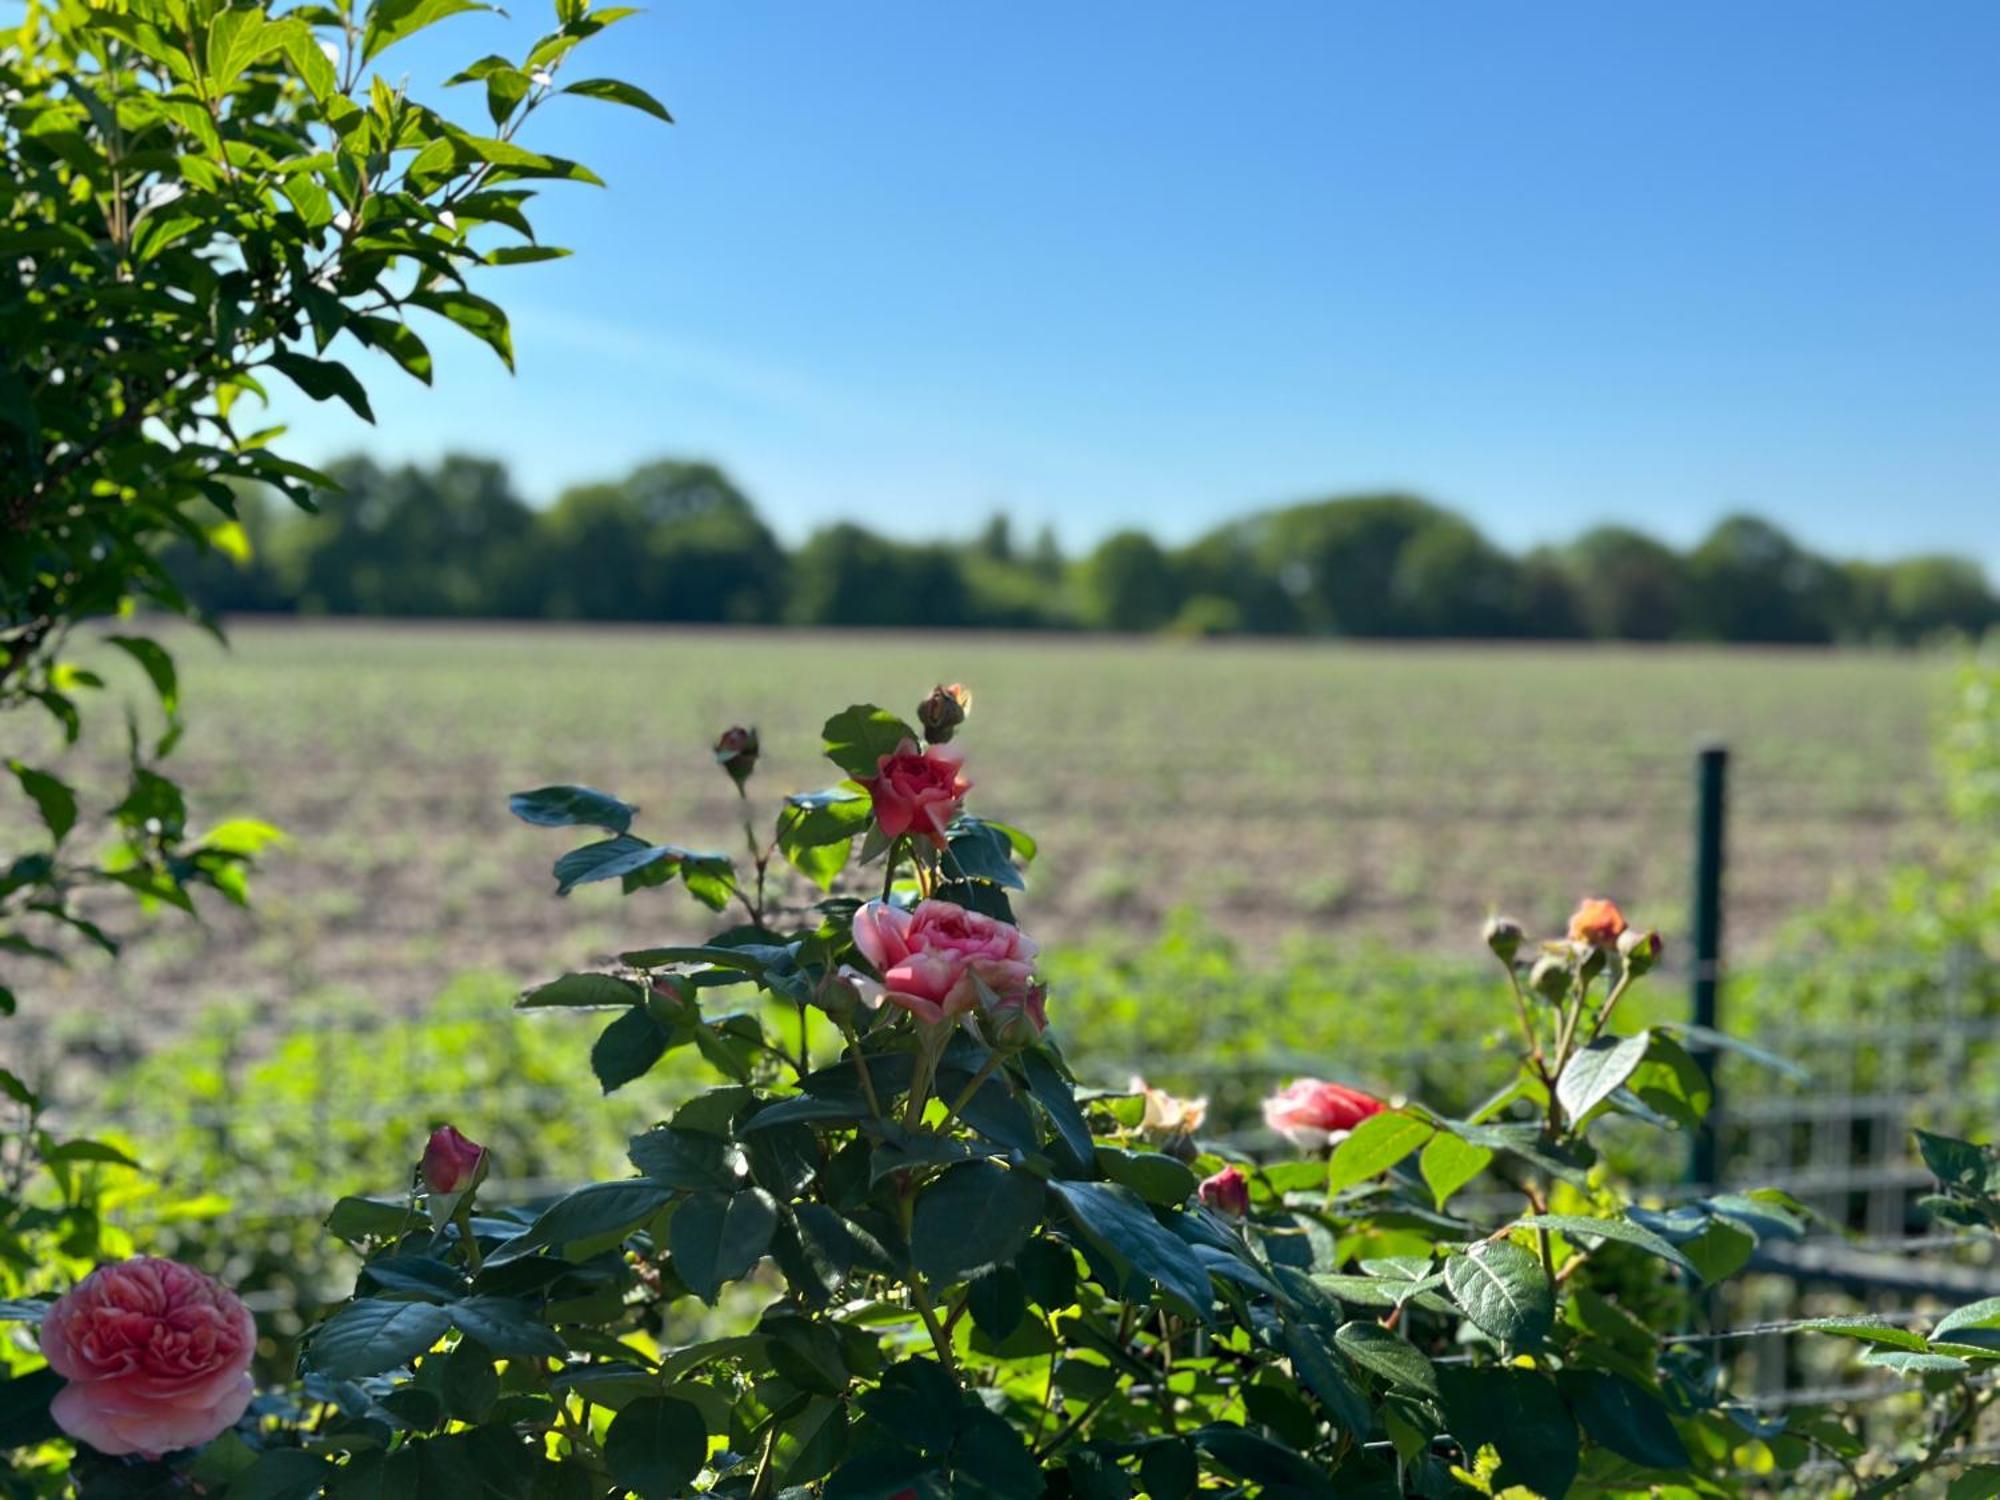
[2,685,1954,1496]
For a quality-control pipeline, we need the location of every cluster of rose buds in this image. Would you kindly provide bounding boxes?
[1490,897,1663,997]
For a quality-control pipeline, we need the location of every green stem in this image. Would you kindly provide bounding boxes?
[841,1021,884,1119]
[912,1278,959,1378]
[942,1050,1005,1126]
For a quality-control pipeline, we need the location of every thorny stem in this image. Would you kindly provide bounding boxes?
[840,1021,883,1119]
[1034,1388,1118,1460]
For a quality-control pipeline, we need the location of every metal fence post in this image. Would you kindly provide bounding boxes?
[1689,743,1728,1189]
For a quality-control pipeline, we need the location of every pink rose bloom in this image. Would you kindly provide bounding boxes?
[40,1258,256,1459]
[860,738,970,848]
[1262,1079,1386,1150]
[1198,1165,1251,1217]
[851,898,1038,1027]
[421,1124,488,1195]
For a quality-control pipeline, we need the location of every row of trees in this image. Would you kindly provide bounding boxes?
[172,454,1999,643]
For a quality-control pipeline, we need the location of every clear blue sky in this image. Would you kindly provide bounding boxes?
[276,1,2000,571]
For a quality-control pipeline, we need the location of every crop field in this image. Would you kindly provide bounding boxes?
[8,622,1953,1057]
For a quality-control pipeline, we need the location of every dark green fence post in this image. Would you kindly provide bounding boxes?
[1688,743,1728,1188]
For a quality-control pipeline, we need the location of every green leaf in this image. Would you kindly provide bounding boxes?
[104,635,178,717]
[353,316,435,384]
[268,350,375,421]
[362,0,492,63]
[1443,1239,1553,1350]
[509,784,635,832]
[1626,1033,1712,1131]
[1555,1032,1651,1126]
[1950,1468,2000,1500]
[226,1449,333,1500]
[1918,1129,2000,1196]
[1418,1130,1490,1209]
[777,785,871,890]
[1050,1180,1212,1318]
[592,1006,673,1092]
[1793,1317,1931,1353]
[628,1126,739,1190]
[604,1395,707,1499]
[670,1188,779,1302]
[411,288,514,370]
[1020,1046,1093,1168]
[1931,1296,2000,1353]
[449,1296,566,1359]
[1094,1148,1198,1207]
[1278,1320,1371,1438]
[0,1367,62,1449]
[307,1298,453,1377]
[911,1161,1044,1286]
[947,819,1024,890]
[1326,1110,1432,1193]
[1334,1320,1437,1394]
[1513,1213,1700,1279]
[493,1179,675,1262]
[1556,1370,1689,1469]
[9,762,77,844]
[555,835,678,895]
[821,705,916,780]
[561,77,673,122]
[518,972,644,1009]
[1436,1367,1579,1500]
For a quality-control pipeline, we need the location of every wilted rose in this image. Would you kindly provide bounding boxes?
[40,1258,256,1459]
[860,738,970,848]
[1567,897,1627,947]
[850,898,1038,1027]
[421,1124,488,1196]
[917,683,972,744]
[1198,1165,1251,1217]
[713,725,759,788]
[1132,1079,1208,1142]
[1262,1079,1385,1150]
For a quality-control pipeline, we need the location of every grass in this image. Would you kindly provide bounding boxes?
[5,622,1954,1069]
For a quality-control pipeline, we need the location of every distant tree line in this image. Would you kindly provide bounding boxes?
[168,453,1999,643]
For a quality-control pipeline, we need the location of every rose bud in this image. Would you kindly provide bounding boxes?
[1483,915,1524,963]
[1567,897,1628,948]
[40,1258,256,1458]
[1198,1164,1251,1218]
[984,979,1049,1051]
[1529,952,1571,1002]
[1261,1079,1385,1151]
[1617,927,1663,976]
[917,683,972,744]
[713,725,759,788]
[421,1124,489,1196]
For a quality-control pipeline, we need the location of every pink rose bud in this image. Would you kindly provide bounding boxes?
[1567,897,1628,948]
[1261,1079,1386,1151]
[984,979,1049,1050]
[713,725,759,788]
[917,683,972,744]
[40,1258,256,1458]
[421,1124,488,1196]
[860,738,971,850]
[1198,1164,1251,1217]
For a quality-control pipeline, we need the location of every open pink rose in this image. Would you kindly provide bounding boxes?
[40,1258,255,1458]
[860,738,970,848]
[1262,1079,1385,1150]
[851,898,1038,1027]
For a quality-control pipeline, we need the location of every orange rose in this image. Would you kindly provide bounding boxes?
[1567,897,1627,947]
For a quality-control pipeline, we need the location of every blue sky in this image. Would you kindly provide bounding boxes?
[276,2,1999,569]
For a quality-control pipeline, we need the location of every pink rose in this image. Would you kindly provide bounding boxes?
[1198,1165,1251,1217]
[421,1124,488,1195]
[1262,1079,1385,1150]
[851,899,1038,1027]
[860,738,970,848]
[39,1258,255,1458]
